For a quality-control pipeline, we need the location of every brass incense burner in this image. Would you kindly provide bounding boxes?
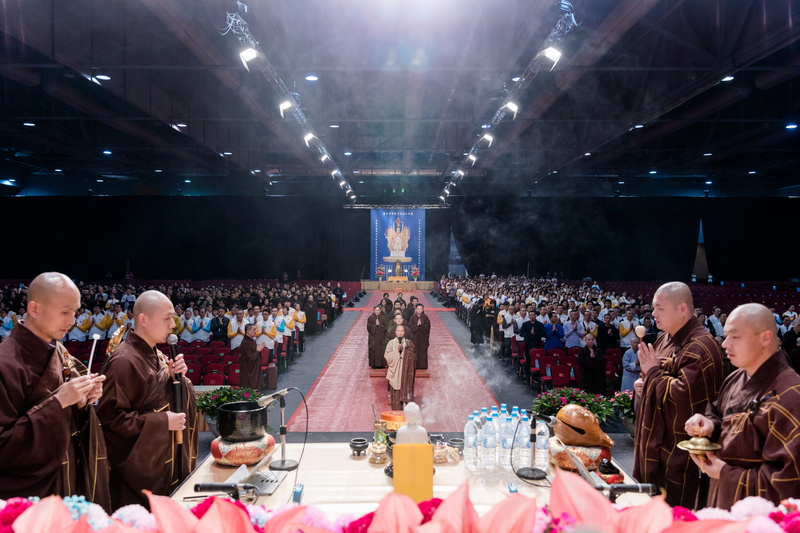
[677,436,721,459]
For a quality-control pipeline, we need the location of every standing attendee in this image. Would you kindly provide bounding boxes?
[564,310,584,349]
[620,337,641,392]
[67,306,91,342]
[384,325,416,410]
[367,305,388,369]
[228,309,247,350]
[280,306,295,359]
[633,282,726,508]
[581,310,598,347]
[294,303,306,353]
[596,313,619,353]
[210,307,230,345]
[685,304,800,509]
[239,324,261,390]
[194,308,212,343]
[781,319,800,354]
[469,298,486,346]
[0,273,109,509]
[97,290,197,509]
[498,302,515,359]
[578,333,605,395]
[618,309,639,350]
[256,310,277,365]
[121,289,137,311]
[408,304,431,370]
[89,305,110,340]
[544,312,565,350]
[304,295,317,335]
[179,309,196,343]
[108,303,126,340]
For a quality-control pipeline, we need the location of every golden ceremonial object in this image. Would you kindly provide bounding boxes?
[635,325,647,339]
[677,436,721,459]
[105,325,127,357]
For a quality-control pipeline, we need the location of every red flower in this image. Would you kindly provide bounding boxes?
[345,511,375,533]
[0,498,34,528]
[418,498,443,524]
[672,506,698,522]
[190,496,248,520]
[243,392,250,398]
[561,397,567,404]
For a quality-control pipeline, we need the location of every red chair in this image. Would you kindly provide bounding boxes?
[567,347,581,356]
[538,355,557,389]
[559,354,578,368]
[221,354,239,366]
[605,364,619,392]
[65,340,83,352]
[276,342,289,369]
[232,347,241,356]
[547,348,565,358]
[604,355,620,368]
[203,371,225,386]
[550,364,572,389]
[190,340,207,350]
[205,362,226,375]
[178,339,190,347]
[572,365,581,387]
[183,354,200,364]
[91,362,104,375]
[605,348,622,359]
[212,346,229,356]
[195,347,212,356]
[156,343,169,353]
[516,341,526,375]
[178,346,194,355]
[201,353,221,367]
[186,362,203,385]
[227,363,241,386]
[209,340,226,349]
[528,348,546,386]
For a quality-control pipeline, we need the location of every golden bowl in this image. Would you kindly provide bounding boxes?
[677,436,721,458]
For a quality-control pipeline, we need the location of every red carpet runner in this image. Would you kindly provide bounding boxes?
[287,292,498,433]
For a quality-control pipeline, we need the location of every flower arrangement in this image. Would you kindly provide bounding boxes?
[375,265,385,278]
[614,390,635,420]
[196,386,263,419]
[4,472,800,532]
[411,266,420,279]
[531,387,616,423]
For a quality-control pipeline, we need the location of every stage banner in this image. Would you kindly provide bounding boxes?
[371,209,426,281]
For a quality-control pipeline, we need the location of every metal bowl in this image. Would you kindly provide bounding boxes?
[350,437,369,456]
[217,401,267,442]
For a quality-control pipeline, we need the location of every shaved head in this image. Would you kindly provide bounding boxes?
[133,290,173,319]
[654,282,694,310]
[28,272,79,306]
[728,303,777,337]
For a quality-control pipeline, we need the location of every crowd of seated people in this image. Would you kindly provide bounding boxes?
[438,274,800,393]
[0,279,356,388]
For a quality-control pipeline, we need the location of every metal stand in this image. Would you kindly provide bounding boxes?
[269,397,299,471]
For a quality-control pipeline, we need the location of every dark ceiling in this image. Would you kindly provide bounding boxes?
[1,0,798,202]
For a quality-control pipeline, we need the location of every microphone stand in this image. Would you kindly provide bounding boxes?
[268,396,298,471]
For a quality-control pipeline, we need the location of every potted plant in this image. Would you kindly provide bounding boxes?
[613,390,636,437]
[531,387,615,423]
[196,387,263,437]
[375,265,385,281]
[411,265,420,281]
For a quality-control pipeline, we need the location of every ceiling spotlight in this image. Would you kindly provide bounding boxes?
[481,124,490,129]
[649,170,657,174]
[331,170,340,178]
[96,179,104,183]
[456,170,465,178]
[321,154,330,163]
[503,102,519,119]
[344,151,352,156]
[8,179,15,183]
[339,179,346,187]
[511,76,521,82]
[584,152,591,156]
[721,75,734,82]
[537,46,562,70]
[55,168,62,172]
[705,180,712,184]
[786,123,798,129]
[239,47,262,70]
[552,170,557,174]
[154,169,162,173]
[95,72,111,81]
[279,100,293,118]
[223,151,233,156]
[618,181,625,184]
[634,124,644,129]
[329,124,339,128]
[102,150,112,155]
[438,195,445,201]
[748,171,756,174]
[23,122,35,127]
[252,169,260,173]
[467,154,477,165]
[703,153,712,156]
[481,134,494,147]
[185,179,191,183]
[304,133,316,146]
[305,74,319,81]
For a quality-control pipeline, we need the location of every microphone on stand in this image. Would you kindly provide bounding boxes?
[257,387,298,472]
[516,411,553,481]
[166,334,183,445]
[257,388,291,407]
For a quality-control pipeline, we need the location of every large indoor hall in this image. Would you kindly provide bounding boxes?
[1,0,799,531]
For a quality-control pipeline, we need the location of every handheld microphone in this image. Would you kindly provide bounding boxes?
[257,388,291,406]
[166,334,183,380]
[166,333,184,444]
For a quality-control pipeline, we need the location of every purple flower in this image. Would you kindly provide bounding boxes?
[560,397,567,404]
[244,392,250,398]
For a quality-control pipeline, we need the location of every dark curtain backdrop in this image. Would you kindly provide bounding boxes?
[0,196,792,282]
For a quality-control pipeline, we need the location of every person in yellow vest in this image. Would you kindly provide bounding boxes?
[294,303,306,354]
[256,309,277,365]
[228,309,246,350]
[67,306,92,342]
[107,303,126,340]
[280,306,295,359]
[171,304,184,336]
[88,305,111,340]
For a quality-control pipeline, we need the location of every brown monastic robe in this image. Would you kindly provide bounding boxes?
[408,312,431,370]
[633,316,726,508]
[366,313,388,368]
[97,331,198,509]
[384,318,407,355]
[384,337,416,410]
[0,324,111,510]
[704,351,800,509]
[239,335,261,390]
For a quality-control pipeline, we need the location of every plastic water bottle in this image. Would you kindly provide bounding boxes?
[481,416,497,471]
[479,407,488,427]
[499,416,515,469]
[500,404,509,418]
[514,414,532,469]
[473,410,482,431]
[534,418,550,471]
[463,415,479,472]
[511,406,521,427]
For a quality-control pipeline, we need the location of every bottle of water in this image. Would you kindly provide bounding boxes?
[479,407,488,428]
[500,403,509,418]
[464,415,479,472]
[510,406,520,427]
[481,415,497,471]
[499,416,515,469]
[534,419,550,471]
[514,414,532,469]
[473,410,482,431]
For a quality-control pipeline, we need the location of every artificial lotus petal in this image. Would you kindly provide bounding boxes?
[195,498,253,533]
[96,520,154,533]
[549,469,617,531]
[665,519,748,533]
[616,496,672,533]
[145,490,199,532]
[11,495,72,533]
[63,517,94,533]
[263,506,308,533]
[428,484,478,533]
[368,492,423,533]
[476,494,539,533]
[414,521,456,533]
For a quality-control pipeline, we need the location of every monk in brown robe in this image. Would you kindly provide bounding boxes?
[0,272,110,509]
[384,312,406,354]
[686,304,800,509]
[367,305,388,369]
[408,304,431,370]
[239,324,261,390]
[384,325,416,410]
[97,290,198,510]
[634,282,726,508]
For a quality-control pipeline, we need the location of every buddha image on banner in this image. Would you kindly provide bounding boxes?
[371,209,425,281]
